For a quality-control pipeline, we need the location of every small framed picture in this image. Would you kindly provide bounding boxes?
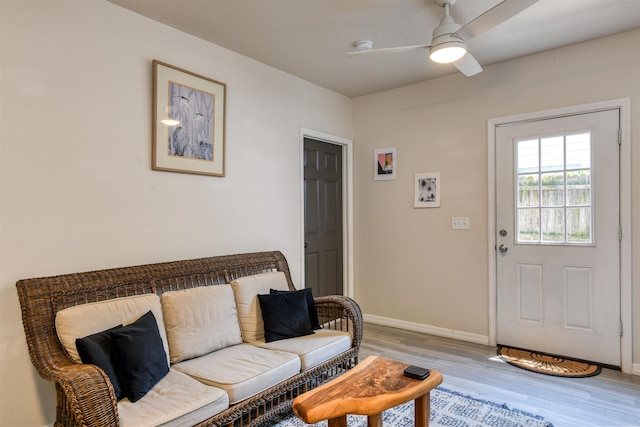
[152,60,226,176]
[373,147,396,181]
[414,172,440,208]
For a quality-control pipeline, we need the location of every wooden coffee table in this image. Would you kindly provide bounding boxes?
[292,356,443,427]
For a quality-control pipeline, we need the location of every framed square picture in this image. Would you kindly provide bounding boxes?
[373,147,396,181]
[152,60,226,176]
[414,172,440,208]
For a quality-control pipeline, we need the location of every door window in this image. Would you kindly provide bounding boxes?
[516,132,592,244]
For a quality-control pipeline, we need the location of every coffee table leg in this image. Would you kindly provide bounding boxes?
[367,412,383,427]
[328,415,347,427]
[414,393,430,427]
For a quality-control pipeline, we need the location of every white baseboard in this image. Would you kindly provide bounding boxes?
[363,313,490,346]
[633,363,640,376]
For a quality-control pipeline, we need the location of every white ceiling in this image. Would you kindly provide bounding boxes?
[108,0,640,98]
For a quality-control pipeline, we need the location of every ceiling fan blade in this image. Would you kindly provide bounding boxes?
[346,44,430,57]
[454,0,539,41]
[454,52,483,76]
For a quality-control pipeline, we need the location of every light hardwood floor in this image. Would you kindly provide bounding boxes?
[359,323,640,427]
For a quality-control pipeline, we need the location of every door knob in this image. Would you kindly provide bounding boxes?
[498,244,508,253]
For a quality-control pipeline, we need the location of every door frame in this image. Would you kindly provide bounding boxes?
[487,98,632,373]
[300,128,354,298]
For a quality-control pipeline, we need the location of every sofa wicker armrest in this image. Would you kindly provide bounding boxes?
[56,363,119,427]
[313,295,363,354]
[16,278,120,427]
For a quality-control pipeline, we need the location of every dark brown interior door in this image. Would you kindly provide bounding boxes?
[303,138,343,296]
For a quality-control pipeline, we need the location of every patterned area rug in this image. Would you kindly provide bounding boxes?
[498,346,601,378]
[263,387,553,427]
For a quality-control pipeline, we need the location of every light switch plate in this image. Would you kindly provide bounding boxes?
[452,217,469,230]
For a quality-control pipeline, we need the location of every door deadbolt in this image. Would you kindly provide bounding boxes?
[499,229,508,237]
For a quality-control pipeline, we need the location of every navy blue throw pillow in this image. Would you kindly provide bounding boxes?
[258,290,314,343]
[76,325,123,400]
[270,288,321,330]
[110,311,169,402]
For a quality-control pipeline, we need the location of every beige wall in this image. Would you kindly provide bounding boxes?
[353,29,640,367]
[0,1,352,426]
[2,1,639,425]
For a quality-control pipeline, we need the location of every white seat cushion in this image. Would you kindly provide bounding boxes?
[172,343,300,404]
[231,271,290,343]
[118,369,229,427]
[55,294,169,365]
[252,329,352,370]
[161,285,243,363]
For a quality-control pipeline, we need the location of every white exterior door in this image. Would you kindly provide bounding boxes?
[495,109,620,366]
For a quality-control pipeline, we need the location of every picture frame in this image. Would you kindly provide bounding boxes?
[414,172,441,208]
[152,60,226,176]
[373,147,396,181]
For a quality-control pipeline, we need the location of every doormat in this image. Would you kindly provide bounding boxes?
[497,346,601,378]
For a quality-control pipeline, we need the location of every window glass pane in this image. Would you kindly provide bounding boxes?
[541,136,564,171]
[566,133,591,170]
[567,171,591,206]
[515,132,592,246]
[541,172,564,206]
[567,207,592,243]
[518,174,539,207]
[518,209,540,242]
[517,139,539,173]
[541,208,564,242]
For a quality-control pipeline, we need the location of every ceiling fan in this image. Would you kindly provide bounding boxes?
[347,0,539,77]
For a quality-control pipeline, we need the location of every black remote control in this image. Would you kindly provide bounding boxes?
[403,365,430,380]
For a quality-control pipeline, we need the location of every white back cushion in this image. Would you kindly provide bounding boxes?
[161,285,243,363]
[55,294,168,364]
[231,272,289,343]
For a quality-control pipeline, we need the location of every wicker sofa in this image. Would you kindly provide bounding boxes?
[16,251,362,427]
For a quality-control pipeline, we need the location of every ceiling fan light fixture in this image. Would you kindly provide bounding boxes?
[429,39,466,63]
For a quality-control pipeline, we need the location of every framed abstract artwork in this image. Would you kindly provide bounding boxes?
[414,172,440,208]
[373,147,396,181]
[152,60,226,176]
